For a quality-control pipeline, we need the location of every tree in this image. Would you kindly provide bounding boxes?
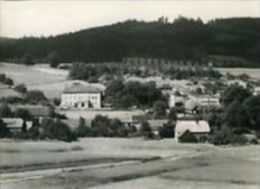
[153,101,168,118]
[41,118,77,142]
[139,121,153,139]
[53,98,61,106]
[4,77,14,86]
[221,85,251,106]
[0,104,13,117]
[110,118,128,137]
[158,122,175,138]
[14,84,27,93]
[179,130,198,143]
[168,107,177,121]
[25,90,47,104]
[0,119,10,138]
[27,118,40,139]
[91,115,111,137]
[0,73,6,82]
[21,120,27,133]
[22,53,35,66]
[221,100,248,131]
[47,51,60,68]
[15,108,32,121]
[243,96,260,130]
[75,117,90,137]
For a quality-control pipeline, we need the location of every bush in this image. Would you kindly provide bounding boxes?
[90,115,130,137]
[0,73,6,82]
[91,115,112,137]
[0,104,14,117]
[211,126,248,145]
[22,53,35,66]
[0,119,11,138]
[168,108,177,121]
[139,121,153,139]
[41,118,77,142]
[158,122,175,138]
[14,84,27,94]
[153,100,168,119]
[47,51,60,68]
[25,90,47,104]
[179,130,198,143]
[4,78,14,86]
[75,117,90,137]
[27,118,41,139]
[15,108,32,121]
[53,98,61,106]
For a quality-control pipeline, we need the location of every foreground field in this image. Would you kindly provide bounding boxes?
[0,138,210,169]
[0,138,259,189]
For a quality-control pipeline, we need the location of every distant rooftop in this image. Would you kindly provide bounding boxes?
[63,82,102,94]
[176,120,210,134]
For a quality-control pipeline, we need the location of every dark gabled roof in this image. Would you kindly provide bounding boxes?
[63,82,101,94]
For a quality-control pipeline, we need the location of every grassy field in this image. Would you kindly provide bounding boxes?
[0,138,259,189]
[0,138,211,170]
[0,63,68,98]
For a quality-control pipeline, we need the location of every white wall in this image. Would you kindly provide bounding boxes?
[60,92,101,109]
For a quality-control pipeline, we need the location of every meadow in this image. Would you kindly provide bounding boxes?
[0,138,259,189]
[0,138,211,170]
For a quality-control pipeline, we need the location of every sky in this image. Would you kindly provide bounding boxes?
[0,0,259,38]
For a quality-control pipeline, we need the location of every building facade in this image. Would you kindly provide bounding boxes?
[60,82,102,109]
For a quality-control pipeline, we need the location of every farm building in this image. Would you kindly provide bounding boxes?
[2,118,32,133]
[185,94,220,113]
[60,82,102,109]
[175,120,210,142]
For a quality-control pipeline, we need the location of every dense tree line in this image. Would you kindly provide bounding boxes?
[105,80,165,108]
[1,17,259,67]
[69,62,222,82]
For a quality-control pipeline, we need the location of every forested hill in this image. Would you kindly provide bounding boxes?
[0,17,259,67]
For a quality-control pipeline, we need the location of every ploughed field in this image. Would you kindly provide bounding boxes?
[0,138,259,189]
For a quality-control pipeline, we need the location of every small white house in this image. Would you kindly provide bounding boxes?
[175,120,210,142]
[60,82,102,109]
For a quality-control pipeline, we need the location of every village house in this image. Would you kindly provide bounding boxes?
[169,93,186,108]
[60,82,102,109]
[185,94,220,114]
[175,120,210,142]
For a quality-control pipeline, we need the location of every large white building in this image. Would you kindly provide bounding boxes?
[60,82,102,109]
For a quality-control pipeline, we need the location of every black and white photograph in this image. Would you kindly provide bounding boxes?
[0,0,259,188]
